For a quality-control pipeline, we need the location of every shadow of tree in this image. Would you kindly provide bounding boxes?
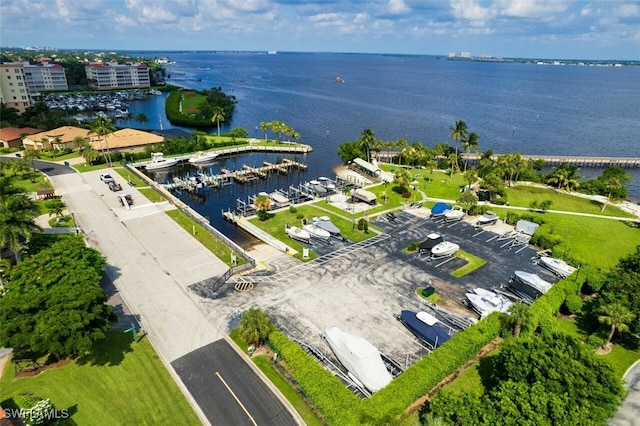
[75,329,134,367]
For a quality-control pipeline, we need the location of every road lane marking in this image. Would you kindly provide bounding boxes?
[215,371,258,426]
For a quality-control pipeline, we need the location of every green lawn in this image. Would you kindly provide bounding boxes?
[0,330,199,425]
[5,169,52,193]
[137,187,165,202]
[181,90,207,112]
[379,165,467,200]
[166,209,241,267]
[113,167,148,187]
[451,250,487,278]
[441,349,500,397]
[74,163,110,173]
[38,151,81,161]
[48,215,75,227]
[505,185,633,218]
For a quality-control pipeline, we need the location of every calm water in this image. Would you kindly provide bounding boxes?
[122,52,640,243]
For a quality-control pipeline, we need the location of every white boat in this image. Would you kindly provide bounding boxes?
[303,224,331,241]
[512,271,553,299]
[419,233,443,254]
[476,211,499,226]
[318,177,336,190]
[188,151,219,164]
[149,89,162,95]
[431,241,459,257]
[466,288,513,318]
[312,216,341,235]
[285,226,310,243]
[308,180,327,195]
[444,206,464,221]
[539,256,576,278]
[324,326,392,393]
[145,152,180,170]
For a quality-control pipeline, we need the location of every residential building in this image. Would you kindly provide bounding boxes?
[0,127,41,148]
[90,128,163,153]
[23,62,69,92]
[0,63,32,113]
[85,62,151,90]
[22,126,90,151]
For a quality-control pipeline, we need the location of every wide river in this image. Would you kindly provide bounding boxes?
[117,52,640,244]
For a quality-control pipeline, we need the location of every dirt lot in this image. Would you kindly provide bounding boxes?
[195,209,559,368]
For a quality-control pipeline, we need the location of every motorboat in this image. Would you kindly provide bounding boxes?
[444,206,464,221]
[334,77,344,83]
[511,271,553,299]
[285,226,310,243]
[303,224,331,241]
[188,151,219,164]
[145,152,180,170]
[317,176,336,190]
[419,233,443,254]
[431,241,459,257]
[538,256,576,278]
[324,326,392,393]
[269,191,290,207]
[465,288,513,319]
[399,310,451,348]
[308,180,327,195]
[476,211,499,226]
[430,202,452,218]
[312,216,341,236]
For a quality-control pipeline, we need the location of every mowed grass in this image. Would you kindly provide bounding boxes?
[166,209,242,267]
[181,90,207,112]
[505,185,633,218]
[451,250,487,278]
[379,165,467,200]
[113,167,148,187]
[137,187,165,202]
[4,169,52,193]
[0,330,199,425]
[74,163,110,173]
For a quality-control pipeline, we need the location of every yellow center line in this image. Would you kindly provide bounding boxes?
[215,371,258,426]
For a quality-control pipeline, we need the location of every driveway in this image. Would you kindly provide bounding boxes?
[610,360,640,426]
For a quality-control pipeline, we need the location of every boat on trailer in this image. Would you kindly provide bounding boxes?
[465,288,513,318]
[399,310,451,348]
[285,226,310,243]
[444,206,464,221]
[476,211,499,226]
[511,271,553,299]
[538,256,576,278]
[431,241,459,257]
[324,326,392,393]
[419,233,443,254]
[303,224,331,241]
[312,216,341,236]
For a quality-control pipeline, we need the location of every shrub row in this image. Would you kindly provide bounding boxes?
[528,276,582,332]
[268,331,361,425]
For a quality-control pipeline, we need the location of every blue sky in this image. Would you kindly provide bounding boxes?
[1,0,639,60]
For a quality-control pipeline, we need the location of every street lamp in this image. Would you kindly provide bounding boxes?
[71,212,79,234]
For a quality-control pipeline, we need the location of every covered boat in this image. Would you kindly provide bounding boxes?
[539,256,576,278]
[145,152,179,170]
[419,233,444,254]
[324,326,392,393]
[318,176,336,190]
[466,288,513,318]
[269,191,290,207]
[444,206,464,221]
[188,151,219,164]
[309,180,327,195]
[476,211,499,226]
[511,271,553,299]
[303,224,331,241]
[312,216,341,236]
[430,202,452,217]
[285,226,310,243]
[399,310,451,348]
[431,241,459,257]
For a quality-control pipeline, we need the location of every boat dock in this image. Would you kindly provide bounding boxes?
[375,152,640,168]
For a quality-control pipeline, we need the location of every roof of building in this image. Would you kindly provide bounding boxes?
[91,128,163,150]
[26,126,90,144]
[0,127,41,142]
[353,157,381,174]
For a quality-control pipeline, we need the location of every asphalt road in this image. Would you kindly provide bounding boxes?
[172,339,298,426]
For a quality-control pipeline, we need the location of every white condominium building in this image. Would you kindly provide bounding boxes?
[23,62,69,92]
[85,62,151,90]
[0,62,32,113]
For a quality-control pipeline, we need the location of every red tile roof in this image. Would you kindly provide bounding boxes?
[0,127,41,142]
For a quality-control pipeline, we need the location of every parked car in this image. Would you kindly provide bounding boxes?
[100,173,115,183]
[108,181,122,192]
[118,194,134,206]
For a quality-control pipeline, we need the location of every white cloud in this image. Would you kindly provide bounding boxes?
[496,0,571,18]
[580,5,591,17]
[387,0,410,15]
[450,0,495,22]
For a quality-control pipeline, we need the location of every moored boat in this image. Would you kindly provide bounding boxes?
[431,241,459,257]
[188,151,219,164]
[145,152,180,170]
[324,326,392,393]
[538,256,576,278]
[399,310,451,348]
[308,180,327,195]
[318,176,336,190]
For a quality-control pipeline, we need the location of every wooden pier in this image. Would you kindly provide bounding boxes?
[375,152,640,168]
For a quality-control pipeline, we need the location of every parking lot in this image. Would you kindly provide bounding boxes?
[196,208,560,371]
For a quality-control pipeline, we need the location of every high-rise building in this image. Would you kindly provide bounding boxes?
[85,62,151,90]
[23,62,69,92]
[0,62,32,113]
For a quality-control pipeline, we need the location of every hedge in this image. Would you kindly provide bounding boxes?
[528,276,583,333]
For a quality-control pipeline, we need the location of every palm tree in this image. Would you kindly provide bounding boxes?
[395,138,407,165]
[72,136,87,151]
[546,163,582,191]
[598,302,635,349]
[461,131,480,173]
[447,152,459,177]
[0,258,12,290]
[23,149,39,172]
[504,302,532,337]
[601,177,621,213]
[254,194,271,211]
[393,169,412,193]
[426,159,438,175]
[449,120,468,173]
[260,121,270,141]
[357,129,376,162]
[211,108,225,137]
[46,199,65,219]
[0,179,41,262]
[81,145,100,165]
[89,116,116,168]
[463,169,478,190]
[136,113,150,129]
